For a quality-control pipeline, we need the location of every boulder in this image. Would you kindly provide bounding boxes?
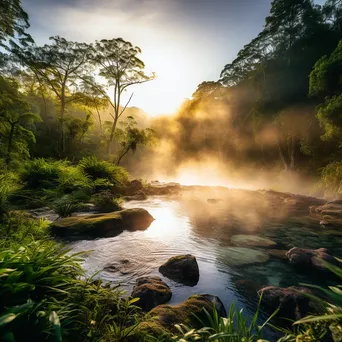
[259,286,316,320]
[217,247,270,266]
[50,208,154,238]
[131,276,172,311]
[137,294,226,337]
[231,234,277,248]
[159,255,199,286]
[286,247,338,272]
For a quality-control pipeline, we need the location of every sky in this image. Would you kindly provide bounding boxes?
[21,0,318,115]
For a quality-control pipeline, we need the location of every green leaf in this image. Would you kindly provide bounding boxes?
[0,313,17,326]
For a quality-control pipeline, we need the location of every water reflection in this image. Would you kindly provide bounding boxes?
[68,194,342,337]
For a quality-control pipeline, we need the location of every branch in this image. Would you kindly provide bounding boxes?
[118,93,134,118]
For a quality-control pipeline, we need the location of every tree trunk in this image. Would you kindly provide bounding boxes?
[116,146,130,165]
[276,136,289,171]
[107,116,118,155]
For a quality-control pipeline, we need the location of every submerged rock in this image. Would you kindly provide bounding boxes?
[259,286,316,320]
[235,279,262,296]
[286,247,338,272]
[50,208,154,238]
[131,276,172,311]
[159,254,199,286]
[137,294,226,337]
[231,234,277,247]
[217,247,270,266]
[267,249,288,260]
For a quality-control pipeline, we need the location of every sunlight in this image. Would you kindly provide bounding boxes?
[143,202,190,239]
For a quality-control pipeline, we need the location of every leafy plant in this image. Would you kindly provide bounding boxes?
[79,156,129,185]
[172,299,278,342]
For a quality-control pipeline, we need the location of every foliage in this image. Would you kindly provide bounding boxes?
[115,117,156,165]
[79,156,129,185]
[172,299,278,342]
[91,190,122,213]
[0,76,41,165]
[320,161,342,197]
[0,0,30,44]
[0,239,146,342]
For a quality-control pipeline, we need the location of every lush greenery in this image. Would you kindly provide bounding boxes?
[1,0,342,341]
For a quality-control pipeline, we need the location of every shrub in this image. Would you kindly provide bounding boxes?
[20,158,63,190]
[91,191,123,213]
[79,156,129,185]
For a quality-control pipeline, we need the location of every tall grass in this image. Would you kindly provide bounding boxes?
[172,299,278,342]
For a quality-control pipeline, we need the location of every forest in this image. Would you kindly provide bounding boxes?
[1,0,342,341]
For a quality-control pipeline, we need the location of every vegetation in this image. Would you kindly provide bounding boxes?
[1,0,342,341]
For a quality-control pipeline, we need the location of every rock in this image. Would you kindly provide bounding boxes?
[159,255,199,286]
[112,179,144,196]
[131,276,172,311]
[259,286,316,320]
[231,234,277,247]
[235,279,262,296]
[286,247,338,272]
[104,259,134,275]
[146,182,181,196]
[124,191,147,201]
[267,249,288,260]
[217,247,270,266]
[27,207,59,222]
[138,294,226,337]
[50,208,154,238]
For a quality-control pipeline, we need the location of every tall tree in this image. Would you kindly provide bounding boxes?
[11,36,92,154]
[86,38,155,156]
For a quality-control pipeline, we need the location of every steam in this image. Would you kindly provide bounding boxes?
[120,95,320,196]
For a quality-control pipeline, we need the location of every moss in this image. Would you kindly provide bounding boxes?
[50,208,154,238]
[140,294,217,338]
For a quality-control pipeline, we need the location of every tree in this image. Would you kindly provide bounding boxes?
[86,38,155,156]
[11,36,92,154]
[0,76,40,165]
[114,117,156,165]
[0,0,30,44]
[310,40,342,145]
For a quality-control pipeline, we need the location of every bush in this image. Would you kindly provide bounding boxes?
[0,173,19,222]
[91,191,123,213]
[79,156,129,185]
[20,158,63,190]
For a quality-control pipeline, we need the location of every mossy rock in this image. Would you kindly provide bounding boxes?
[159,254,199,286]
[131,276,172,311]
[217,247,270,266]
[140,294,226,338]
[50,208,154,238]
[231,234,277,247]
